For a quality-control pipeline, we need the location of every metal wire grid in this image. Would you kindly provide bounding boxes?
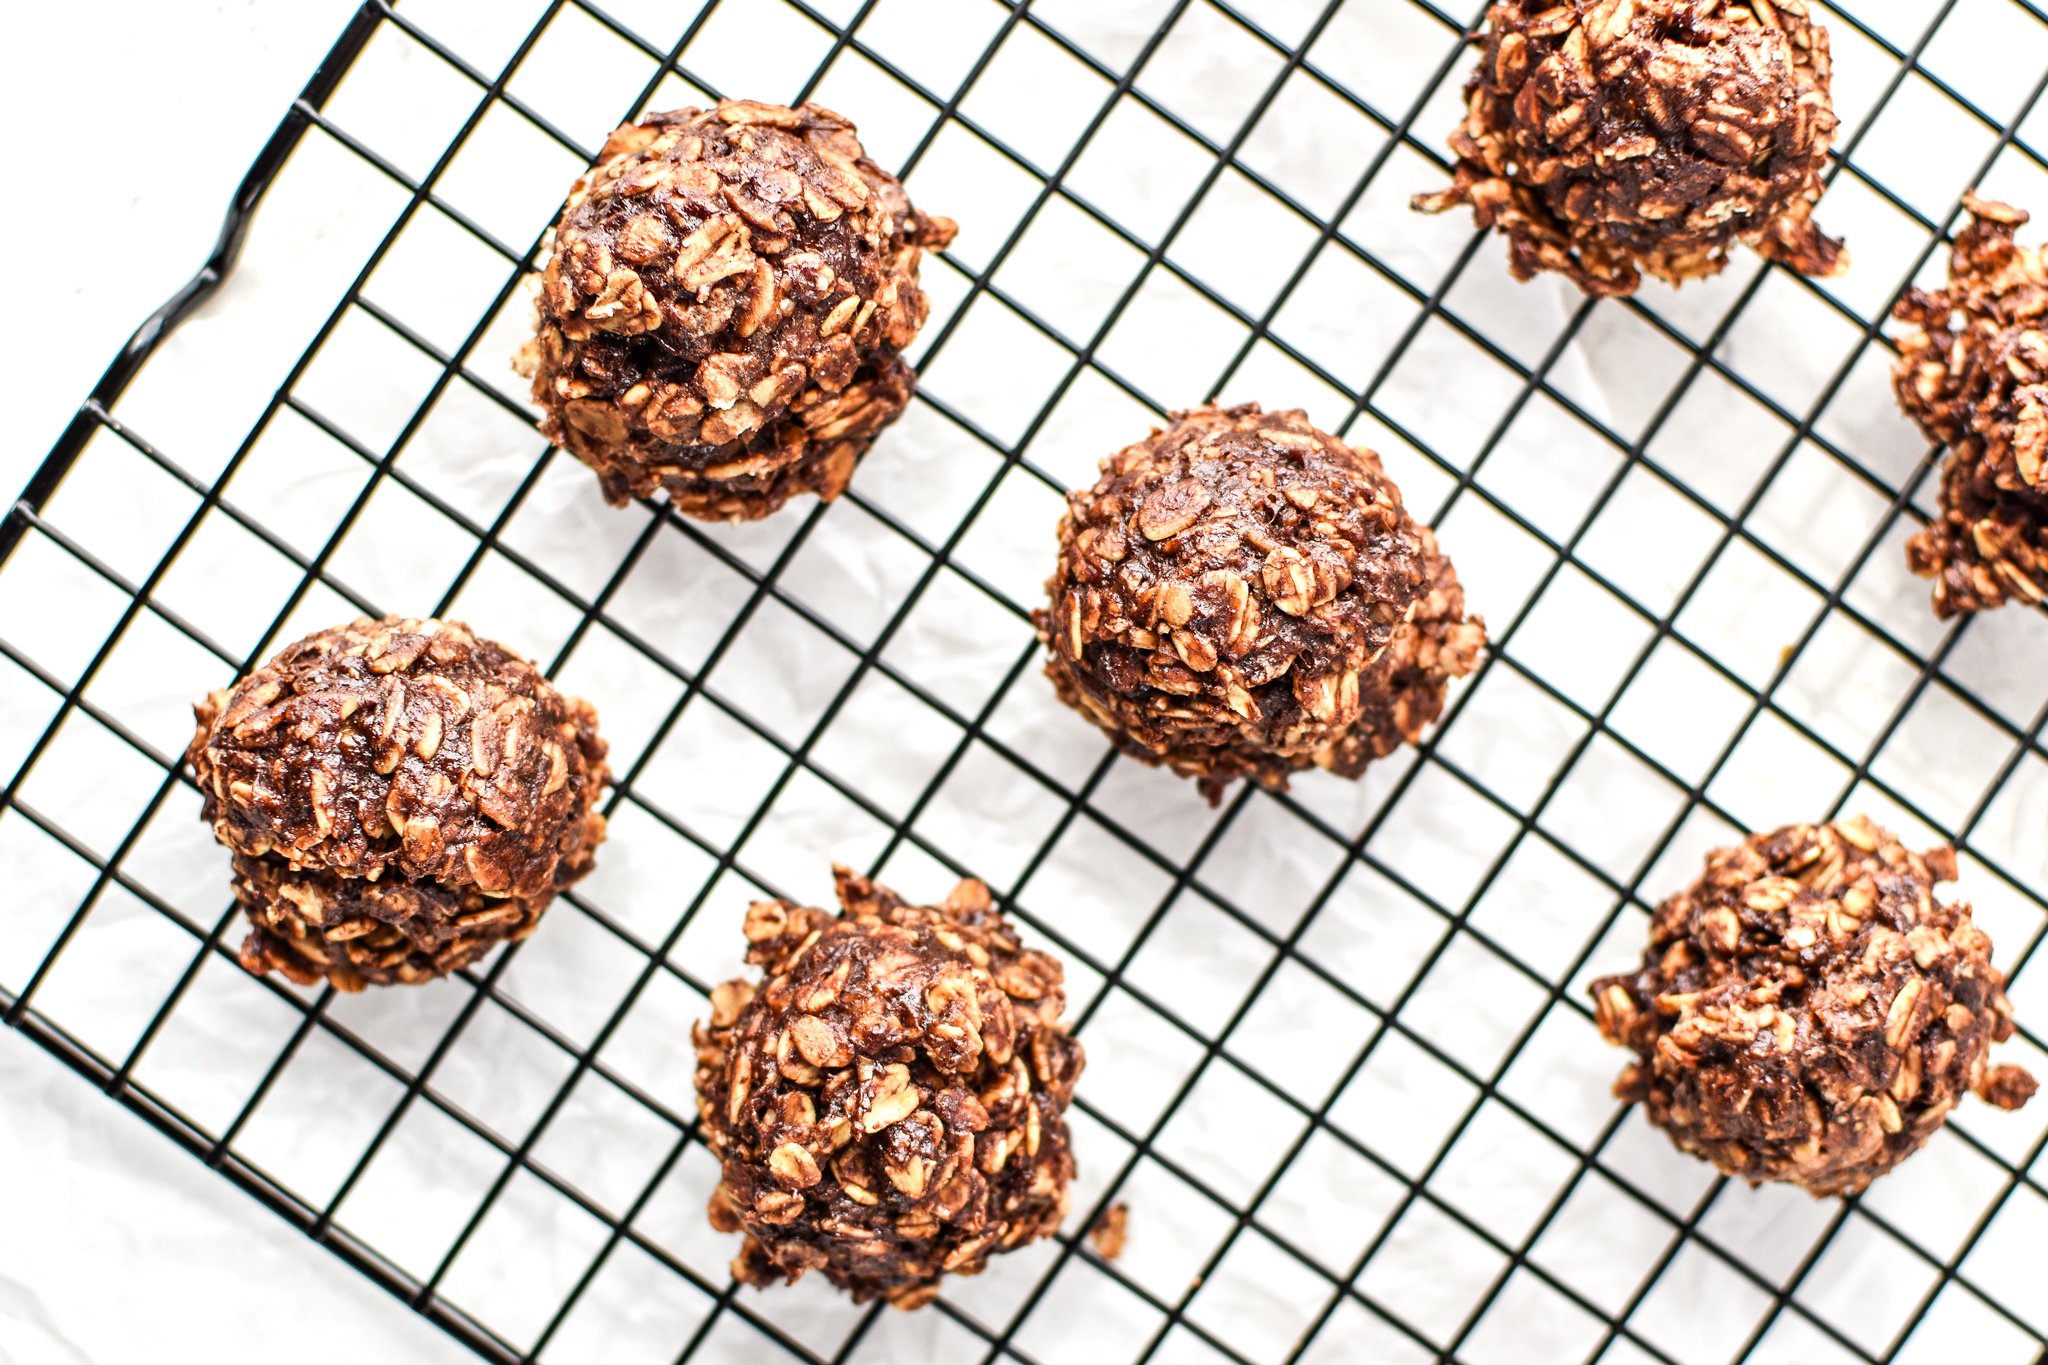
[4,0,2047,1361]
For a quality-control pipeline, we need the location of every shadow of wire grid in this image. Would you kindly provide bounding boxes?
[3,0,2048,1360]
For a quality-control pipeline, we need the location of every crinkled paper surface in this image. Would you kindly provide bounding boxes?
[5,1,2048,1362]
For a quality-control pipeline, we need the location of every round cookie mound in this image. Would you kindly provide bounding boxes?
[188,616,609,989]
[526,99,956,520]
[1415,0,1845,296]
[1894,193,2048,616]
[694,869,1083,1309]
[1037,403,1484,802]
[1591,817,2035,1197]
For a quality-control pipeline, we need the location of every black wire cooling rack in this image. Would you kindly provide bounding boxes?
[6,1,2048,1362]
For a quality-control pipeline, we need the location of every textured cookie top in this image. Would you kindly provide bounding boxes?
[695,869,1082,1308]
[1592,817,2034,1197]
[529,100,954,502]
[1416,0,1844,294]
[188,617,609,901]
[1894,193,2048,615]
[1039,403,1483,798]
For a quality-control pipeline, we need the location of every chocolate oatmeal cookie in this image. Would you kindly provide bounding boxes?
[1415,0,1846,296]
[1591,817,2035,1197]
[523,100,956,520]
[1894,193,2048,616]
[188,617,609,990]
[694,869,1082,1308]
[1036,403,1485,803]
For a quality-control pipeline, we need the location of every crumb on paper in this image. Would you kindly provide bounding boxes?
[1088,1202,1129,1261]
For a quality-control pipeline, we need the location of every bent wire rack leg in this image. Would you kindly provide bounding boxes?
[0,6,527,1360]
[1,2,385,560]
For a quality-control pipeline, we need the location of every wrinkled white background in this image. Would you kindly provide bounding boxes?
[3,3,463,1362]
[7,1,2048,1364]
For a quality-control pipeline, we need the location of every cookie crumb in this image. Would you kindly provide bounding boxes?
[1088,1202,1129,1261]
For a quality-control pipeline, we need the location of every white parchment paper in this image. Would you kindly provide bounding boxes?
[4,2,2047,1363]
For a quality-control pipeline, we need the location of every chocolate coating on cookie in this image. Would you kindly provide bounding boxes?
[1415,0,1845,296]
[1894,193,2048,616]
[525,100,956,520]
[188,617,609,989]
[694,869,1083,1308]
[1592,818,2035,1197]
[1036,403,1485,803]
